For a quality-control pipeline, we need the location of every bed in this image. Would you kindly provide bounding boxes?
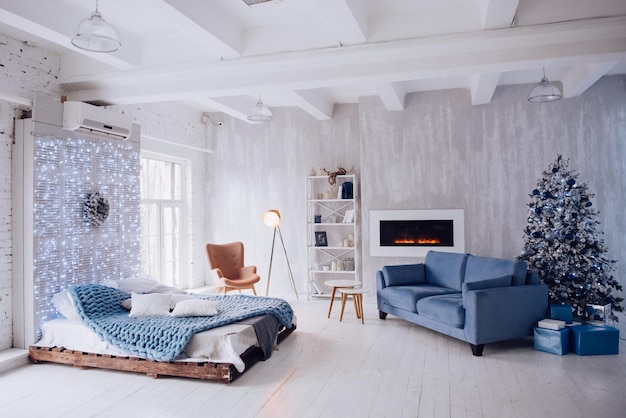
[29,278,296,383]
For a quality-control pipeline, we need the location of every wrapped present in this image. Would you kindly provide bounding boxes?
[586,303,612,323]
[550,304,573,324]
[534,327,570,355]
[570,325,619,356]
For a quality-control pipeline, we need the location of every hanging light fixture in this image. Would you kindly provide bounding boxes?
[247,95,273,122]
[528,68,562,103]
[71,0,121,53]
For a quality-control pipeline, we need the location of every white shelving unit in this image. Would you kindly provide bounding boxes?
[306,174,360,299]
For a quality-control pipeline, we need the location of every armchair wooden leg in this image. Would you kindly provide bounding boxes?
[251,285,257,296]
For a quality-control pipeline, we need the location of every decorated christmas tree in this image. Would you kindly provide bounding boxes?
[519,155,623,321]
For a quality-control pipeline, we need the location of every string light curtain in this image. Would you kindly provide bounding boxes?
[32,134,140,336]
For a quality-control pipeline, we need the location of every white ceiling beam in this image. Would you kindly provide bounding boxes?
[62,17,626,106]
[374,82,406,111]
[0,1,140,70]
[469,72,501,105]
[479,0,520,29]
[188,96,253,123]
[312,0,367,45]
[561,62,617,98]
[163,0,242,58]
[291,89,334,120]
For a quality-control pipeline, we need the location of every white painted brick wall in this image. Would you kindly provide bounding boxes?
[0,35,62,350]
[0,34,209,349]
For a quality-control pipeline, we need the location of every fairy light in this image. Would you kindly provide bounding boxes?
[32,134,140,335]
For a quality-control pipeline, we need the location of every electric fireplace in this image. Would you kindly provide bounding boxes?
[370,209,465,257]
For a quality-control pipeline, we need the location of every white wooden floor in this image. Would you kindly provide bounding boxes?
[2,296,626,418]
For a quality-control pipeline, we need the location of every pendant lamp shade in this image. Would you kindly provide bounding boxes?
[247,96,273,122]
[71,2,121,53]
[528,69,562,103]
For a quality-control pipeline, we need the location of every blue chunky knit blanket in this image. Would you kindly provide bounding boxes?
[69,284,294,361]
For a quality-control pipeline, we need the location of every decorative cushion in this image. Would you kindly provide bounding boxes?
[170,299,219,317]
[128,292,172,317]
[416,294,465,328]
[461,275,511,308]
[382,264,426,286]
[120,298,132,310]
[170,294,197,309]
[52,289,81,321]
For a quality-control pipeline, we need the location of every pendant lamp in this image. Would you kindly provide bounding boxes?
[528,68,562,103]
[71,0,121,53]
[247,95,273,122]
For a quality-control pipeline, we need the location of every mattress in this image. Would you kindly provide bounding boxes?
[35,318,258,373]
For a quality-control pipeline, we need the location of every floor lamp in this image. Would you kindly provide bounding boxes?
[263,209,299,299]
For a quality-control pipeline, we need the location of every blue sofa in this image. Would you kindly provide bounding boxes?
[376,251,549,356]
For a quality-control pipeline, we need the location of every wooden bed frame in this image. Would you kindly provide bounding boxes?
[29,325,295,383]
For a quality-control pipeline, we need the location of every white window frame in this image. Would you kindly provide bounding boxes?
[140,151,190,288]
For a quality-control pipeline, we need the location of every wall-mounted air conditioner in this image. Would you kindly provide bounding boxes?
[62,101,132,140]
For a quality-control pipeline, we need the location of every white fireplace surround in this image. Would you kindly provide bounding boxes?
[370,209,465,257]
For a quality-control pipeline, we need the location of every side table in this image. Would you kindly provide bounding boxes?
[324,279,356,318]
[337,288,368,324]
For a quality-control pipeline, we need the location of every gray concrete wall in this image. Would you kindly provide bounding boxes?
[206,76,625,310]
[360,76,625,300]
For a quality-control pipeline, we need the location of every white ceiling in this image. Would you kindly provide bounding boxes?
[1,0,625,122]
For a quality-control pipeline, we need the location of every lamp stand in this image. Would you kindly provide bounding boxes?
[266,225,298,299]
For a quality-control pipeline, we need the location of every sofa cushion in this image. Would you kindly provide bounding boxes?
[416,294,465,328]
[381,264,426,287]
[424,251,469,291]
[380,285,458,313]
[465,255,528,286]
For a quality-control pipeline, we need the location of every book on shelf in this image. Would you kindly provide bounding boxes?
[342,209,354,223]
[537,318,566,330]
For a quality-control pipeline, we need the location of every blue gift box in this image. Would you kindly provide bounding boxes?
[550,304,573,324]
[534,327,570,355]
[570,325,619,355]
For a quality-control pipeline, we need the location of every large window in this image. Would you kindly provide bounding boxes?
[140,154,187,287]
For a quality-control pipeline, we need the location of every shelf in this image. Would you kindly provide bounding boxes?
[307,174,359,300]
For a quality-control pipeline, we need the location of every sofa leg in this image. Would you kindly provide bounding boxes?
[379,311,388,319]
[470,344,485,356]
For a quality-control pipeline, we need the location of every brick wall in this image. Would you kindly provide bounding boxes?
[0,35,62,350]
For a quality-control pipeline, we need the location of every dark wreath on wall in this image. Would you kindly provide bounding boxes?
[84,191,110,227]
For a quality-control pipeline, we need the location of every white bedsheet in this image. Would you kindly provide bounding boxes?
[35,318,258,373]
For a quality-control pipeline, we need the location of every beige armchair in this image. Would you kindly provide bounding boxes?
[205,242,260,294]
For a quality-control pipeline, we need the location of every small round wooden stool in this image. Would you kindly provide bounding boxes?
[324,279,356,318]
[337,288,368,324]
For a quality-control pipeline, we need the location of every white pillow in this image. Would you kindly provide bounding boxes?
[170,299,218,317]
[52,289,81,321]
[120,298,132,310]
[128,293,172,317]
[107,276,160,293]
[170,294,196,309]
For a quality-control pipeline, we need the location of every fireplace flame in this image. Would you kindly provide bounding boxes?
[394,238,441,245]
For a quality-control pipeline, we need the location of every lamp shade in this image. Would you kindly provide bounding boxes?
[528,76,562,103]
[247,98,273,122]
[263,210,281,227]
[71,10,121,53]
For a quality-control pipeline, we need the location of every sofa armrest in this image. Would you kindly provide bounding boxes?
[380,264,426,287]
[463,284,549,345]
